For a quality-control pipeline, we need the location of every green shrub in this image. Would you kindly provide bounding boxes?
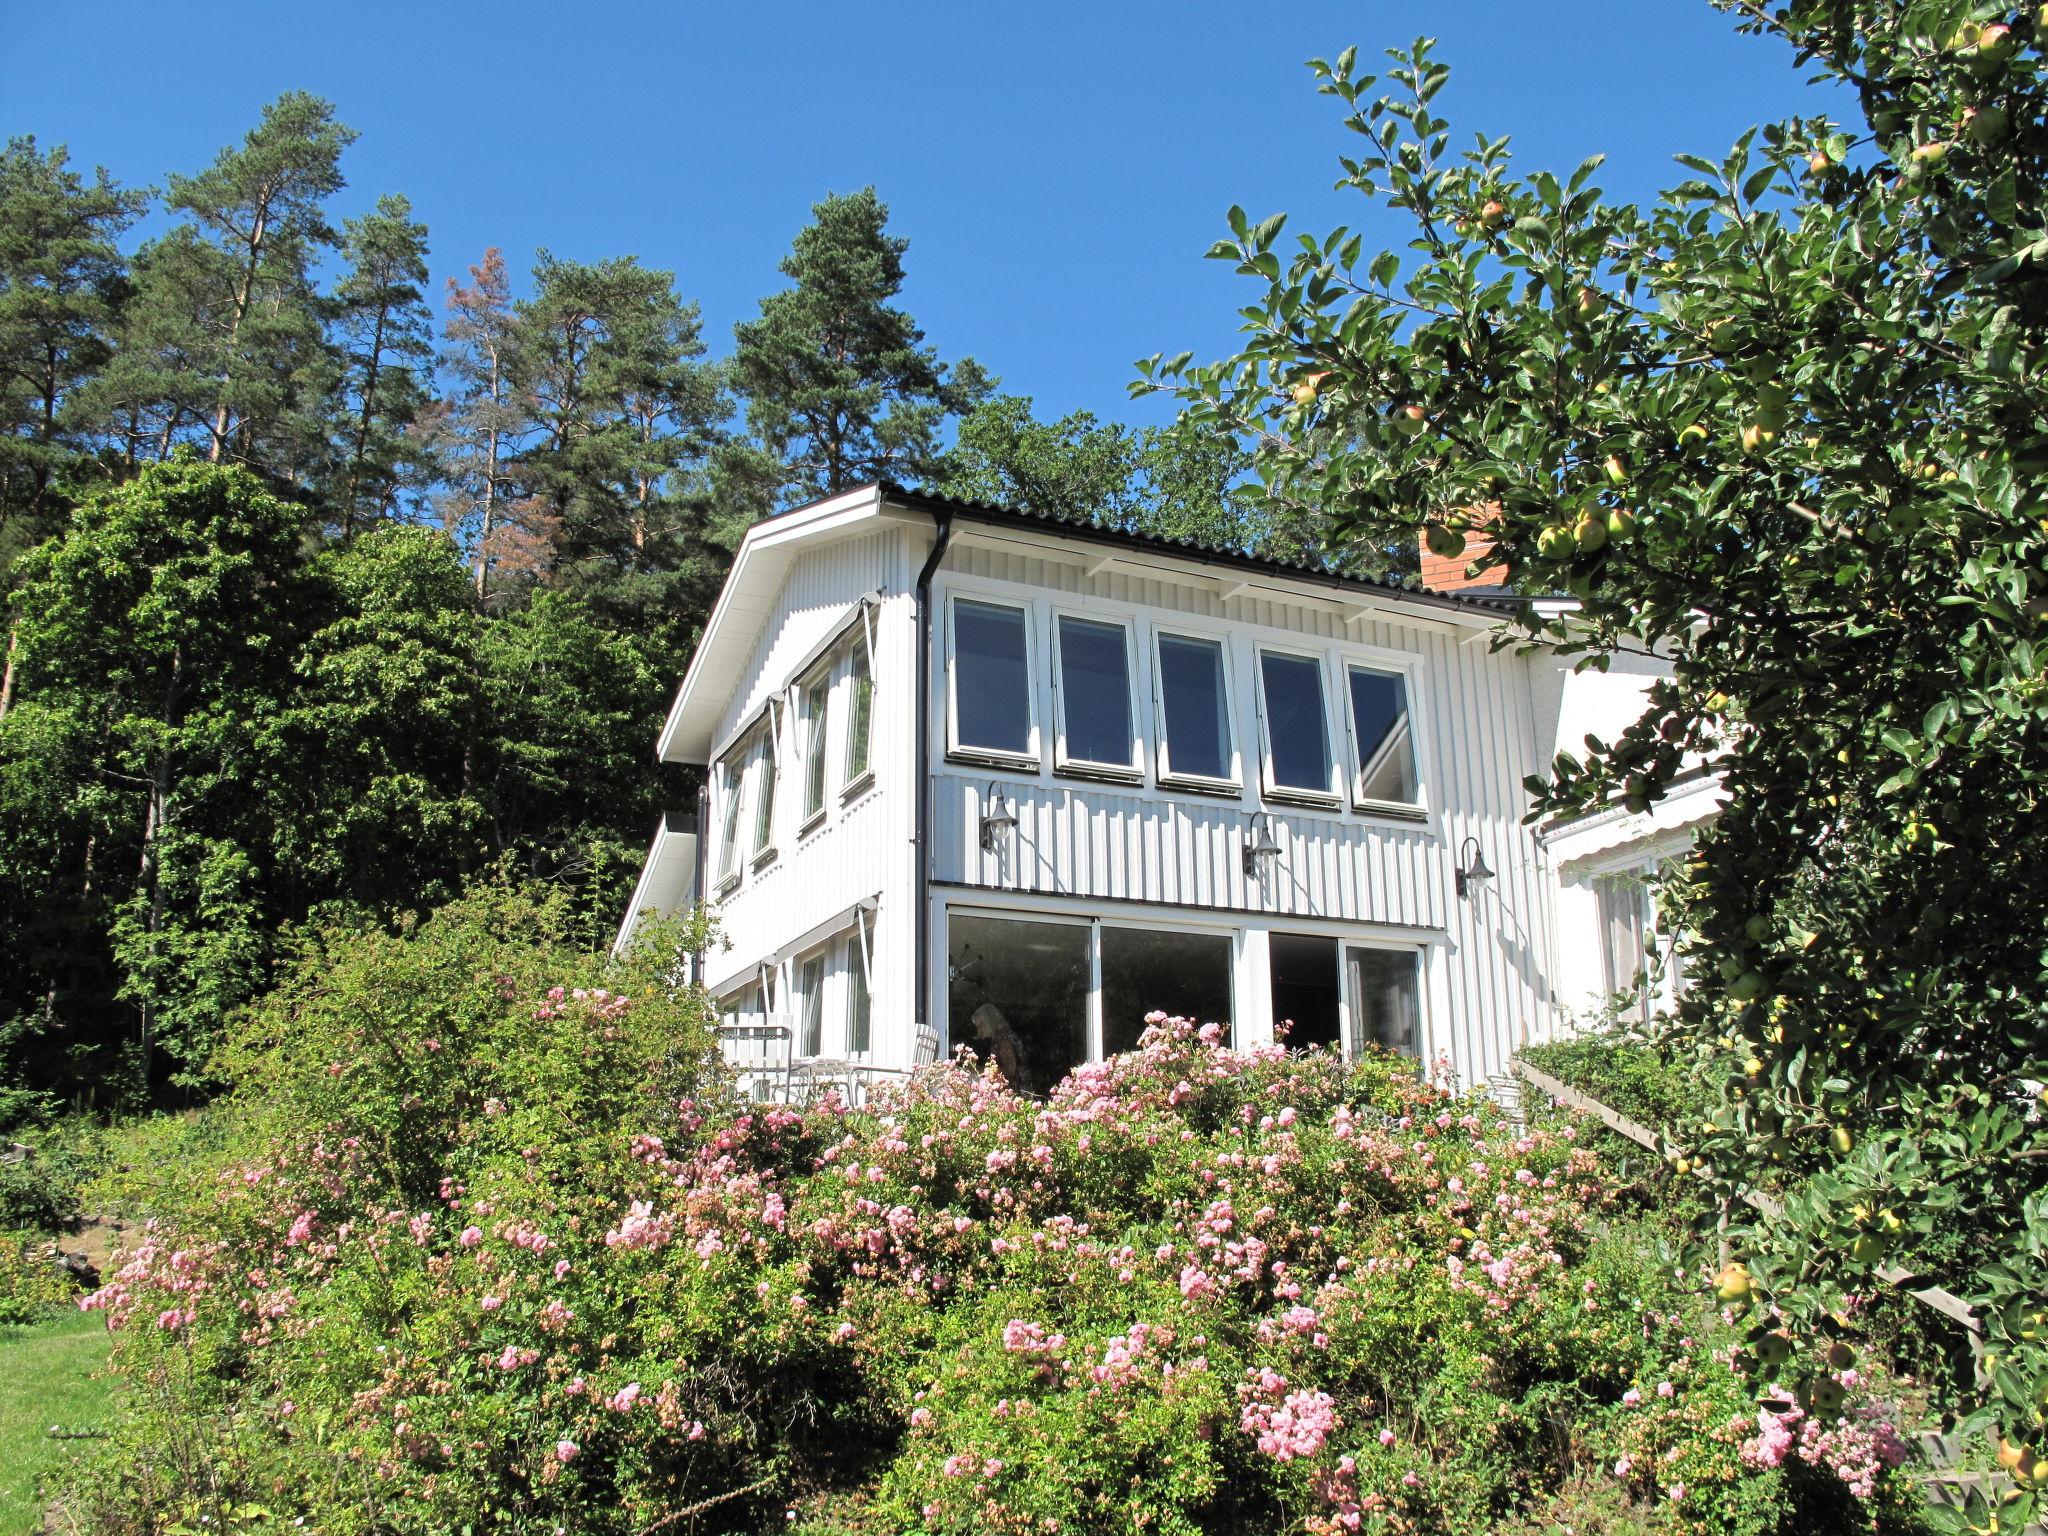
[64,910,1924,1536]
[0,1228,84,1323]
[0,1118,109,1232]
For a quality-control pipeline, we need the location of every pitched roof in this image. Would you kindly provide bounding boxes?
[656,483,1525,765]
[876,482,1525,615]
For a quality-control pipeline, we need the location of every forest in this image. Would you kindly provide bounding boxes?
[0,92,1376,1118]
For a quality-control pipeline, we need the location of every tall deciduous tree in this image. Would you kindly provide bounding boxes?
[4,455,309,1084]
[1161,10,2048,1470]
[0,137,145,572]
[733,187,988,504]
[332,193,433,535]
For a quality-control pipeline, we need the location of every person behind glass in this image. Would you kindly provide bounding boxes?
[969,1003,1025,1088]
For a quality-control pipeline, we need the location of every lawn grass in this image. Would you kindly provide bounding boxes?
[0,1308,114,1536]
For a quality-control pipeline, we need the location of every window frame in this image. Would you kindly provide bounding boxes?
[748,710,781,868]
[841,630,876,797]
[841,927,872,1058]
[797,667,831,833]
[1343,941,1427,1062]
[1150,626,1242,793]
[944,593,1041,770]
[794,947,827,1059]
[1254,645,1342,807]
[714,754,746,893]
[1050,608,1143,782]
[1340,656,1428,820]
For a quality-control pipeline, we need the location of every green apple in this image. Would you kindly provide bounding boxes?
[1391,404,1427,437]
[1573,513,1608,553]
[1424,524,1467,559]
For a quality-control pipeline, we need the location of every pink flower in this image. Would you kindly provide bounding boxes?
[480,1295,503,1313]
[284,1211,315,1247]
[555,1439,578,1463]
[606,1382,642,1413]
[496,1344,537,1370]
[1622,1388,1642,1408]
[459,1226,483,1248]
[1379,1429,1396,1447]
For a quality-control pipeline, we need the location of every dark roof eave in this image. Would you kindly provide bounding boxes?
[874,482,1526,618]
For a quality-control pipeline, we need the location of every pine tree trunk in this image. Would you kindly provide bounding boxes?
[211,207,270,464]
[343,301,390,539]
[474,348,503,606]
[0,622,15,722]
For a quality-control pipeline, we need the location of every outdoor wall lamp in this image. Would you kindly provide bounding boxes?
[1454,835,1494,900]
[979,784,1018,855]
[1242,811,1283,880]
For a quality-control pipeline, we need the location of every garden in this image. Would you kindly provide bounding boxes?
[0,887,1938,1536]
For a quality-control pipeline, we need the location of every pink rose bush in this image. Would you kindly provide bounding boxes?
[64,896,1922,1535]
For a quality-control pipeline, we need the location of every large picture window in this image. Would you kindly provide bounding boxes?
[1100,927,1233,1056]
[1259,651,1335,799]
[947,912,1089,1096]
[1347,946,1422,1059]
[1154,632,1235,784]
[1055,614,1137,772]
[951,599,1034,759]
[1346,664,1420,809]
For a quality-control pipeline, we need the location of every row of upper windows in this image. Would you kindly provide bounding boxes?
[943,592,1426,816]
[713,632,874,891]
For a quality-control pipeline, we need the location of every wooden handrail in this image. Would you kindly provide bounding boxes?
[1511,1058,1983,1350]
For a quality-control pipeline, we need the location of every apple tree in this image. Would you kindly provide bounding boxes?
[1147,0,2048,1487]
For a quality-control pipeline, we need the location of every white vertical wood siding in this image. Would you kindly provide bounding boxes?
[927,539,1560,1084]
[703,527,921,1068]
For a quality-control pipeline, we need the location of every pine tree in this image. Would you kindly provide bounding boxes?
[91,94,353,486]
[434,248,532,605]
[510,252,728,642]
[732,187,988,505]
[0,137,146,572]
[332,193,433,536]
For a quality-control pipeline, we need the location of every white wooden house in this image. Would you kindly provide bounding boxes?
[616,483,1711,1101]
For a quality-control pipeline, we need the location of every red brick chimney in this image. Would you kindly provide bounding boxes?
[1418,502,1508,593]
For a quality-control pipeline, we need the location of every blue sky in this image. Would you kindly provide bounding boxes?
[2,2,1847,429]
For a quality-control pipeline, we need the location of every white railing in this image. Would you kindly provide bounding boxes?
[714,1021,914,1109]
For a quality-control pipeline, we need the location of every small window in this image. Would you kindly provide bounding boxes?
[951,598,1033,759]
[797,952,825,1057]
[1347,946,1422,1059]
[800,676,830,822]
[1259,651,1336,799]
[716,760,745,884]
[1155,632,1235,784]
[843,643,874,784]
[844,931,871,1055]
[1346,665,1420,809]
[1055,614,1137,772]
[750,730,778,859]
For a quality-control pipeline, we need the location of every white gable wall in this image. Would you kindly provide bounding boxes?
[699,525,922,1071]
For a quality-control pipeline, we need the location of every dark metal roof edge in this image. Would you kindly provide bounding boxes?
[866,481,1525,617]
